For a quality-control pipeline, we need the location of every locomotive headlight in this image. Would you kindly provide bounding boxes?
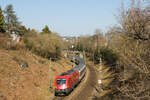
[62,85,67,89]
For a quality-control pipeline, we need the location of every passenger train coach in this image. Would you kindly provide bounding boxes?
[54,57,86,96]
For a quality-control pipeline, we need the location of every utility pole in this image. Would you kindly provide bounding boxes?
[83,50,86,62]
[98,57,102,91]
[49,58,52,89]
[99,57,102,71]
[93,50,94,64]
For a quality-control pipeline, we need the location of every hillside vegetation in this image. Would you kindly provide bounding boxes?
[0,4,73,100]
[0,49,74,100]
[1,1,150,100]
[23,32,63,59]
[0,4,64,60]
[73,1,150,100]
[97,1,150,100]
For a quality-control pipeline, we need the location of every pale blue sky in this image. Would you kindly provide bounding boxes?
[0,0,131,36]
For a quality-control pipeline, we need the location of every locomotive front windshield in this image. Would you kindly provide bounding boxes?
[57,79,66,85]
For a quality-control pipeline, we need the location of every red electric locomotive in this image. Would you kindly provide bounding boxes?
[55,69,79,96]
[54,57,86,96]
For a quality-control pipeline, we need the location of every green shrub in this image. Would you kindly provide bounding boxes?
[100,47,118,65]
[24,33,63,59]
[93,47,118,65]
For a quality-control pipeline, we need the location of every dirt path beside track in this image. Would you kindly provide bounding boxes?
[53,63,98,100]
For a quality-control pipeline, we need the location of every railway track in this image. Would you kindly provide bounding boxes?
[52,63,98,100]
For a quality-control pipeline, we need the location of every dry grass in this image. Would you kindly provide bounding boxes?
[0,49,73,100]
[97,90,112,98]
[101,68,114,80]
[94,63,115,99]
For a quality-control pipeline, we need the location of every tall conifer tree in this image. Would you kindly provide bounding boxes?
[41,25,52,34]
[4,5,21,34]
[0,6,5,32]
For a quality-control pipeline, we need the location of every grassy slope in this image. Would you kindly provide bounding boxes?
[0,49,74,100]
[94,63,114,99]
